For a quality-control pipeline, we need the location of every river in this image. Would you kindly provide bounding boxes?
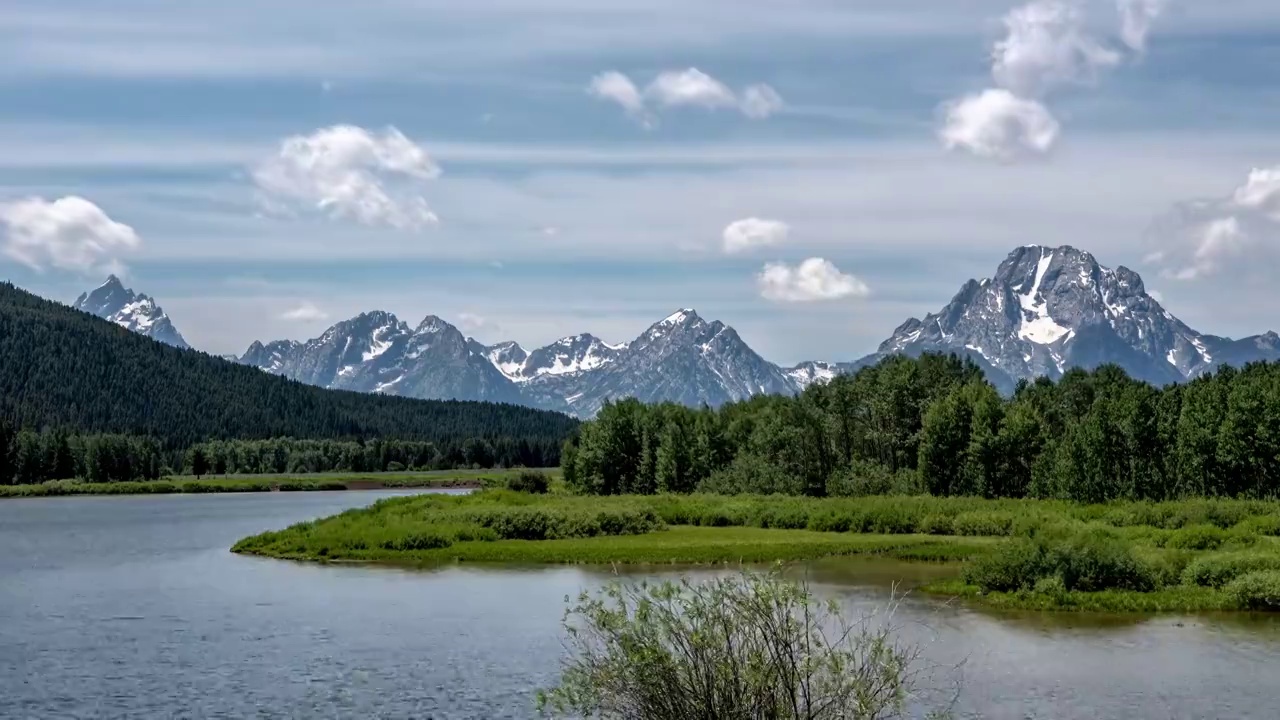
[3,492,1279,719]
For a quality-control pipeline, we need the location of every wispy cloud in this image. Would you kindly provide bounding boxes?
[280,301,329,321]
[722,218,790,254]
[589,68,784,124]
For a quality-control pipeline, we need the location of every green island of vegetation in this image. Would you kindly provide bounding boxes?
[232,489,1280,613]
[0,468,555,498]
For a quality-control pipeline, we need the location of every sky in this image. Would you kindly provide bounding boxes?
[2,0,1280,365]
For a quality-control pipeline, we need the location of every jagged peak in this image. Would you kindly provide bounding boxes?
[415,314,455,333]
[660,308,700,326]
[100,274,125,289]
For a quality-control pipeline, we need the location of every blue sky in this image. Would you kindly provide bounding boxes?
[2,0,1280,364]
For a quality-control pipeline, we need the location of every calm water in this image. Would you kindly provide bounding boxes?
[3,493,1280,719]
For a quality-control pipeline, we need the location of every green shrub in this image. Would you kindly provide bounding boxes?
[381,531,452,551]
[1232,515,1280,537]
[508,470,551,494]
[825,461,896,497]
[964,529,1155,593]
[917,514,953,535]
[962,538,1050,592]
[386,461,406,472]
[1165,524,1227,550]
[1181,551,1280,588]
[952,511,1014,537]
[806,510,855,534]
[1225,571,1280,611]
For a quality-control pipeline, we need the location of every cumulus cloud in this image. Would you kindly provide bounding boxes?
[940,89,1060,159]
[1145,167,1280,281]
[758,258,870,303]
[1118,0,1166,53]
[646,68,738,109]
[280,301,330,322]
[941,0,1157,159]
[722,217,790,254]
[0,196,140,274]
[588,71,646,115]
[993,1,1121,98]
[253,125,441,230]
[588,68,783,123]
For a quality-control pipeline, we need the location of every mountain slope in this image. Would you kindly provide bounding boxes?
[244,308,802,417]
[516,310,797,417]
[0,282,576,448]
[865,245,1279,390]
[74,275,189,348]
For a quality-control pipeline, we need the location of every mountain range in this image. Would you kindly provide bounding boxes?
[74,275,189,349]
[72,245,1280,416]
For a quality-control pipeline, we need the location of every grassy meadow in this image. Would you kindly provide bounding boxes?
[231,490,1280,612]
[0,468,558,498]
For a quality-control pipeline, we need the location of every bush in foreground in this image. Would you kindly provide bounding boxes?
[1225,571,1280,611]
[538,568,955,719]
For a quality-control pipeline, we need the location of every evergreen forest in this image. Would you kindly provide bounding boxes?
[565,353,1280,503]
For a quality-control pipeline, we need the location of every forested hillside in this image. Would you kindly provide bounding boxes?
[0,282,576,477]
[565,353,1280,502]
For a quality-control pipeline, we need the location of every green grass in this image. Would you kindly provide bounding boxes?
[921,579,1237,613]
[230,491,1280,613]
[235,525,998,565]
[0,468,559,498]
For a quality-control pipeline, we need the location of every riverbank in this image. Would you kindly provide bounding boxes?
[232,492,1280,613]
[0,469,556,498]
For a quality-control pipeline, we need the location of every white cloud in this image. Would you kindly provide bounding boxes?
[646,68,738,109]
[940,0,1155,159]
[588,71,646,115]
[993,1,1121,98]
[1146,166,1280,281]
[0,196,140,274]
[280,301,329,322]
[590,68,783,123]
[1118,0,1166,52]
[252,125,441,230]
[940,89,1060,159]
[758,258,870,302]
[458,312,491,333]
[739,84,785,119]
[722,217,790,254]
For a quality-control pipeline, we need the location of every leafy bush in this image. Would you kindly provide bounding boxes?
[918,514,953,535]
[1225,571,1280,611]
[538,569,952,719]
[952,511,1014,537]
[385,461,406,472]
[1165,524,1228,550]
[1232,514,1280,537]
[1181,551,1280,588]
[696,455,802,496]
[964,529,1155,593]
[507,470,550,494]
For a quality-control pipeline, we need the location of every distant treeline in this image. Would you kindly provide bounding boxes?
[564,354,1280,502]
[0,427,558,485]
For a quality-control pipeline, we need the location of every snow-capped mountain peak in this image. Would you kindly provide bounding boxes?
[872,244,1278,391]
[74,275,189,349]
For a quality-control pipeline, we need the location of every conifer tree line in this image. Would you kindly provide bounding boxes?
[0,281,576,484]
[564,354,1280,502]
[0,426,560,485]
